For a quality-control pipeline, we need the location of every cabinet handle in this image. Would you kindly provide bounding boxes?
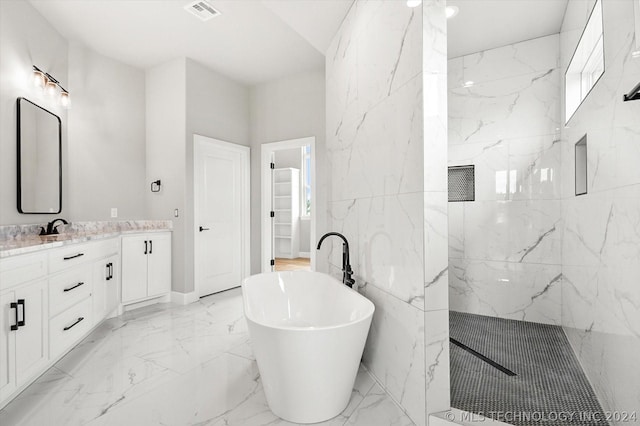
[63,317,84,331]
[10,302,18,331]
[109,262,114,280]
[106,263,111,280]
[17,299,25,327]
[63,253,84,261]
[149,240,153,254]
[63,282,85,292]
[144,240,148,255]
[199,226,210,232]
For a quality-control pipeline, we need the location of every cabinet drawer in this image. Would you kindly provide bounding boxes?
[48,243,93,273]
[49,297,92,360]
[49,265,92,317]
[92,238,120,259]
[0,252,48,291]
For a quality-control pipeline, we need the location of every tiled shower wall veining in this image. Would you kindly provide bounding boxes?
[325,1,449,424]
[559,0,640,417]
[447,34,563,325]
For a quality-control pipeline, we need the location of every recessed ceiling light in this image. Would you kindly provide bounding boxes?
[463,81,474,88]
[632,50,640,59]
[446,5,459,19]
[406,0,422,8]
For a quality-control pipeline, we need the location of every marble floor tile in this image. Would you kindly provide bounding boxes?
[0,288,414,426]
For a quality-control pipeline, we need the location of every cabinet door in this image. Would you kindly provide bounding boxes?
[121,236,150,303]
[92,260,109,324]
[0,290,17,401]
[104,254,120,317]
[147,233,172,297]
[14,279,48,387]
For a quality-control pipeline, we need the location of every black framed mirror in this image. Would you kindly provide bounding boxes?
[17,97,62,214]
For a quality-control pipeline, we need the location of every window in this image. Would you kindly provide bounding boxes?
[565,0,604,123]
[301,145,311,216]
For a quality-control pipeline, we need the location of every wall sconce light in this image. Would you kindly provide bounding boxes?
[151,180,162,193]
[32,65,71,108]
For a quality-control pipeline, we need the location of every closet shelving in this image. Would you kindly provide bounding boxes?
[272,168,300,259]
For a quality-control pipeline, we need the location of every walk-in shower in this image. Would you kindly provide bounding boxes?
[446,0,640,423]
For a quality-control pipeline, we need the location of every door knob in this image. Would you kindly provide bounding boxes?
[199,226,210,232]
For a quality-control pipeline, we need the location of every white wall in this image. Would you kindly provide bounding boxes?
[249,69,326,272]
[0,0,68,224]
[447,34,563,325]
[559,0,640,416]
[67,42,146,221]
[326,1,449,424]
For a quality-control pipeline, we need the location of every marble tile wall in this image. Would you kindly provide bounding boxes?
[325,1,449,425]
[447,34,564,325]
[559,0,640,418]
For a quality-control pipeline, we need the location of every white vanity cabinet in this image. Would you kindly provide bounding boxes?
[47,238,119,360]
[121,233,171,304]
[92,254,119,324]
[0,229,171,409]
[0,253,49,403]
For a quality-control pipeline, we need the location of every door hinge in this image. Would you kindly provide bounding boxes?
[270,259,275,266]
[270,162,275,169]
[270,211,275,218]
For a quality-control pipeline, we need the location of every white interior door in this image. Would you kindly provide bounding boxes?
[194,135,250,297]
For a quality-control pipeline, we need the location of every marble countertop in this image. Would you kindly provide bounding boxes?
[0,220,172,259]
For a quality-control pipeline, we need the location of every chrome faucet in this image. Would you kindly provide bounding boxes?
[317,232,355,288]
[40,218,69,235]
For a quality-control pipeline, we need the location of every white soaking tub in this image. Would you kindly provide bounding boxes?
[242,271,375,424]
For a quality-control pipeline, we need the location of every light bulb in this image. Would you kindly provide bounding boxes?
[406,0,421,7]
[45,80,57,96]
[33,69,46,89]
[446,5,459,18]
[60,91,70,108]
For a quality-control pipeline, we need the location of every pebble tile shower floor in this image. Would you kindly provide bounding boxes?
[450,311,606,425]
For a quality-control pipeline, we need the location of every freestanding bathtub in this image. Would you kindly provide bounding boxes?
[242,271,375,424]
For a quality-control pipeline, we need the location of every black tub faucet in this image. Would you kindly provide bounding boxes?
[317,232,355,288]
[40,218,69,235]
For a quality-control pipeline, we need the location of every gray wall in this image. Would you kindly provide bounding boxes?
[0,1,146,226]
[145,58,187,292]
[68,42,146,221]
[249,69,326,273]
[184,58,250,293]
[145,58,250,294]
[0,0,68,225]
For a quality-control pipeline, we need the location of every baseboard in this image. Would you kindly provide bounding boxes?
[299,252,310,258]
[171,291,198,305]
[122,295,168,312]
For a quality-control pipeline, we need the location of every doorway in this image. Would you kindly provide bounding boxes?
[193,134,250,297]
[261,137,316,272]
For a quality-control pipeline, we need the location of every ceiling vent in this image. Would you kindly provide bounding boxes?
[184,0,221,21]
